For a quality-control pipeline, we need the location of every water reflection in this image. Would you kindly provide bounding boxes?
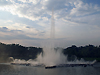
[0,64,100,75]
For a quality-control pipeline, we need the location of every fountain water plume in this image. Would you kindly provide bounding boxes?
[10,9,96,67]
[36,9,67,66]
[50,8,55,49]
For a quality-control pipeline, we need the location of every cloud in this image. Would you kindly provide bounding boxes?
[45,0,68,10]
[0,27,21,33]
[70,0,100,16]
[0,0,100,47]
[63,12,100,27]
[18,0,40,5]
[2,27,8,30]
[0,0,45,21]
[0,27,8,32]
[0,26,46,47]
[0,18,46,38]
[0,0,12,6]
[0,0,99,24]
[17,0,27,3]
[0,26,44,41]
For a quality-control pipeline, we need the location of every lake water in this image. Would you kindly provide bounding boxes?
[0,63,100,75]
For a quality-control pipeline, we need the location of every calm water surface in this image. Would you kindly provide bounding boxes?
[0,63,100,75]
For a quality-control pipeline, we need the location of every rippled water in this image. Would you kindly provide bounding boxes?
[0,63,100,75]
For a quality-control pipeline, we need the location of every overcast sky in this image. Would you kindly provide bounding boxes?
[0,0,100,47]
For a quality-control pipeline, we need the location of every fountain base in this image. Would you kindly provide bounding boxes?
[45,66,56,69]
[45,64,94,69]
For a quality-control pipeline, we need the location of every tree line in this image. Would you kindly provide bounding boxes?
[0,42,42,62]
[0,42,100,62]
[63,45,100,61]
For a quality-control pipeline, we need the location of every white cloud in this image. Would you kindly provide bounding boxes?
[70,0,100,16]
[29,0,40,4]
[0,0,100,22]
[0,0,45,21]
[7,23,41,36]
[0,0,12,6]
[18,0,40,5]
[42,17,48,21]
[0,25,45,41]
[0,0,100,47]
[5,20,13,23]
[18,0,27,3]
[45,0,69,11]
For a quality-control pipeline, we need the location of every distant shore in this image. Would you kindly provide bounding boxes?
[0,42,100,63]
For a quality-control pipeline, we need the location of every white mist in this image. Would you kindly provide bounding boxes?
[11,10,96,66]
[36,9,67,66]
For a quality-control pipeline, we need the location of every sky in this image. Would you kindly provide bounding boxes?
[0,0,100,48]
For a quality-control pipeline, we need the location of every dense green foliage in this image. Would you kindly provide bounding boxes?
[0,42,100,62]
[0,42,42,62]
[63,45,100,61]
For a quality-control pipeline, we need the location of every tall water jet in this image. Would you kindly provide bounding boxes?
[36,9,96,67]
[10,9,96,68]
[36,9,67,66]
[50,8,55,50]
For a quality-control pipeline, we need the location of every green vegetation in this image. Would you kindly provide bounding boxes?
[0,42,42,62]
[63,45,100,62]
[0,42,100,62]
